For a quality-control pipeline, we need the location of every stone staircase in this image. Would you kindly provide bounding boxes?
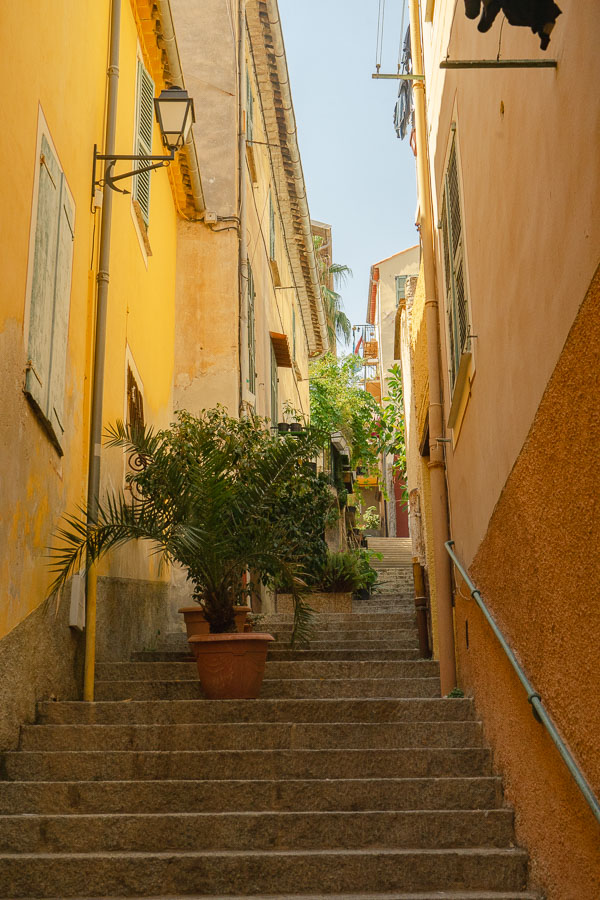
[0,588,541,898]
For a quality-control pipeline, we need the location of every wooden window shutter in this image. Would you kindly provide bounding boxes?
[25,134,75,451]
[442,134,470,392]
[46,175,75,440]
[269,191,276,260]
[26,134,61,415]
[247,262,256,394]
[133,60,154,225]
[246,68,254,143]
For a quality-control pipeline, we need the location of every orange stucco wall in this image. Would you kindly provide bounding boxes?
[454,265,600,899]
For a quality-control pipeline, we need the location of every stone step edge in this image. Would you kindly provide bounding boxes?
[4,893,543,900]
[0,847,529,859]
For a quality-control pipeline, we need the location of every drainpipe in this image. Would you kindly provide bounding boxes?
[408,0,457,694]
[83,0,121,702]
[238,0,248,415]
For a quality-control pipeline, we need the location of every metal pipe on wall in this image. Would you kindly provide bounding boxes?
[408,0,457,693]
[84,0,122,702]
[238,0,248,414]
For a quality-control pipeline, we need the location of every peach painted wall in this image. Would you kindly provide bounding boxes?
[455,265,600,898]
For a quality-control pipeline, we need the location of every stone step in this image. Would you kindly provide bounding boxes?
[37,698,474,726]
[265,617,417,631]
[95,677,442,701]
[19,721,484,752]
[132,648,424,662]
[269,629,418,641]
[263,613,417,624]
[3,747,493,781]
[269,639,420,651]
[95,660,439,681]
[0,776,504,815]
[0,809,515,854]
[0,847,530,897]
[8,893,542,900]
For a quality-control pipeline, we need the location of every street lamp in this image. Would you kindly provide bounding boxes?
[92,86,195,197]
[154,86,195,152]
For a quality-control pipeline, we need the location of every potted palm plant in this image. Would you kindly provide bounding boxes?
[48,408,325,699]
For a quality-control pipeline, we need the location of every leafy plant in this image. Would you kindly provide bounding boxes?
[356,505,380,532]
[309,353,382,470]
[48,408,333,642]
[313,234,352,347]
[316,551,364,593]
[370,364,407,481]
[354,548,383,594]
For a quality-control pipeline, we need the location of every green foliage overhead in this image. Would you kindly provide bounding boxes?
[370,363,407,481]
[49,408,336,642]
[309,353,382,470]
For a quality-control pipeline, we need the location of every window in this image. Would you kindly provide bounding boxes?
[395,275,407,307]
[441,132,471,394]
[127,365,145,433]
[269,190,276,260]
[133,59,154,225]
[25,132,75,453]
[247,261,256,394]
[270,341,278,423]
[292,304,296,362]
[246,68,254,144]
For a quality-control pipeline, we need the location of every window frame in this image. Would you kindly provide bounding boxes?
[247,260,256,395]
[440,127,473,428]
[23,118,75,455]
[133,58,154,227]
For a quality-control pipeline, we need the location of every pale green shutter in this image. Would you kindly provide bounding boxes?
[26,135,61,414]
[269,191,275,260]
[133,60,154,225]
[442,136,469,392]
[25,135,75,451]
[246,69,254,143]
[247,262,256,394]
[47,176,75,440]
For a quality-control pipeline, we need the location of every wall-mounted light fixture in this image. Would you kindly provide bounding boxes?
[92,85,195,198]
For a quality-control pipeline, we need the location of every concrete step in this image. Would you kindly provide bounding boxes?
[0,847,530,897]
[19,721,484,752]
[95,660,439,681]
[0,809,515,853]
[0,776,504,814]
[37,698,475,726]
[269,639,420,651]
[94,676,442,701]
[270,629,418,642]
[6,893,542,900]
[132,648,424,662]
[265,617,417,631]
[3,747,494,781]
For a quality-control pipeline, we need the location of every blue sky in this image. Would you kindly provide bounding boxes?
[279,0,418,338]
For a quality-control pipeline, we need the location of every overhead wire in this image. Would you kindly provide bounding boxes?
[375,0,387,71]
[397,0,407,71]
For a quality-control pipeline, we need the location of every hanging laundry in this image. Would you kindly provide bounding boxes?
[463,0,562,50]
[393,26,414,141]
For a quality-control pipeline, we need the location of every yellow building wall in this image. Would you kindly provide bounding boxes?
[0,0,180,640]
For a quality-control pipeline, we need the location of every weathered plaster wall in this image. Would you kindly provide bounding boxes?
[423,1,600,567]
[0,592,84,751]
[455,266,600,899]
[95,576,172,663]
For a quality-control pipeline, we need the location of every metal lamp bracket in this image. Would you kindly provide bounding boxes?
[92,144,174,201]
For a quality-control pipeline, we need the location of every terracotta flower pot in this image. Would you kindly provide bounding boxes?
[188,632,275,699]
[179,605,252,638]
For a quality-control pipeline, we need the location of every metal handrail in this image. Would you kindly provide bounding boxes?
[445,539,600,826]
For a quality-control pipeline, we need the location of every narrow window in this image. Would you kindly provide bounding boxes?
[292,304,296,362]
[127,365,145,433]
[133,60,154,226]
[246,68,254,144]
[395,275,407,307]
[441,133,471,393]
[25,133,75,453]
[270,341,278,423]
[247,261,256,394]
[269,190,276,260]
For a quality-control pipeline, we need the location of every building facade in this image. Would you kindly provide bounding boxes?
[0,0,325,748]
[399,2,600,896]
